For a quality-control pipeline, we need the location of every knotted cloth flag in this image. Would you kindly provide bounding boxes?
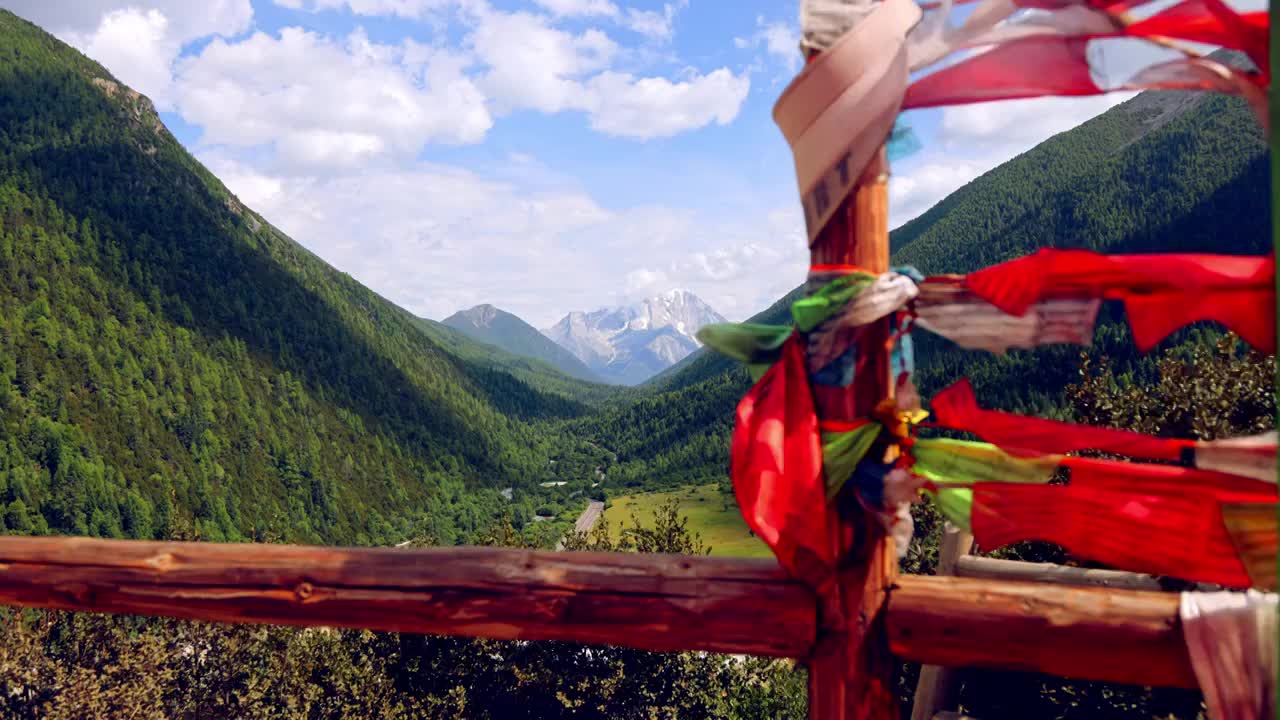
[969,458,1277,587]
[902,0,1269,124]
[730,334,834,590]
[932,378,1194,460]
[1181,590,1277,720]
[932,378,1278,482]
[949,249,1277,353]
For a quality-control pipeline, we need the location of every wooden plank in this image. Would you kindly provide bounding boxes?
[0,536,1200,688]
[887,575,1198,689]
[0,537,816,658]
[909,524,974,720]
[955,556,1168,591]
[805,147,898,720]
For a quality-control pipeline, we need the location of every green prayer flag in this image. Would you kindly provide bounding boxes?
[790,273,875,332]
[696,323,792,368]
[821,423,882,499]
[931,487,973,530]
[912,438,1059,485]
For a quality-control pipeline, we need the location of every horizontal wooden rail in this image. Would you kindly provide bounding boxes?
[956,556,1168,590]
[955,556,1227,593]
[887,575,1196,688]
[0,537,1196,687]
[0,537,814,658]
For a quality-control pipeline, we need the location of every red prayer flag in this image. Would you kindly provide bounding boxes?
[971,458,1275,587]
[903,0,1268,111]
[904,37,1102,109]
[1128,0,1268,70]
[1064,456,1277,499]
[932,378,1192,460]
[731,334,834,586]
[971,482,1253,586]
[958,249,1276,353]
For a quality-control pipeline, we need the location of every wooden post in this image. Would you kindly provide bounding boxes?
[909,523,975,720]
[805,148,897,720]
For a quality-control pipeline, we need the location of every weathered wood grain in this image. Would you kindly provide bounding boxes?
[802,145,900,720]
[888,575,1198,689]
[0,536,1200,689]
[956,556,1169,590]
[910,524,975,720]
[0,537,816,658]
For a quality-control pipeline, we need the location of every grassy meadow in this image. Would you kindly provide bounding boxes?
[601,484,772,558]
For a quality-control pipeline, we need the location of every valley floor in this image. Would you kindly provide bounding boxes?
[602,484,771,558]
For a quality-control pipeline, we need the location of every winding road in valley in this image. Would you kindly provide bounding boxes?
[555,501,605,551]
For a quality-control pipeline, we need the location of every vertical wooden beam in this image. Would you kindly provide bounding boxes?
[806,148,898,720]
[909,523,975,720]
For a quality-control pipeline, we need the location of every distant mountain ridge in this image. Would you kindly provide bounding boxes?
[443,304,600,383]
[543,290,726,385]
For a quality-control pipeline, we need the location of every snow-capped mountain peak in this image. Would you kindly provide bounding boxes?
[541,291,726,385]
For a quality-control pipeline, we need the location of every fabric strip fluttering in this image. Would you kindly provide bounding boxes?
[901,0,1269,124]
[931,378,1279,483]
[948,249,1277,353]
[777,0,923,244]
[729,334,833,593]
[1180,590,1277,720]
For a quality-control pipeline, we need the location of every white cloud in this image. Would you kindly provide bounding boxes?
[531,0,620,17]
[64,9,174,106]
[3,0,780,324]
[204,153,805,325]
[201,151,287,208]
[528,0,685,40]
[467,6,748,138]
[1,0,251,39]
[625,268,669,294]
[1,0,252,109]
[736,16,801,73]
[468,9,618,114]
[622,1,686,40]
[273,0,451,17]
[889,160,986,227]
[583,69,750,139]
[611,206,807,318]
[175,27,492,171]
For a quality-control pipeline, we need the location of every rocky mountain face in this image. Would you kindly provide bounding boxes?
[442,304,601,383]
[542,290,726,385]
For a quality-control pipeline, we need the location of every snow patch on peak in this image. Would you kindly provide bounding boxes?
[542,291,726,385]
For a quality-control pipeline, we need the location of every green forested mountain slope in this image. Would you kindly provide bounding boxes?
[0,10,610,546]
[598,87,1269,492]
[893,89,1268,272]
[442,304,603,383]
[413,316,628,408]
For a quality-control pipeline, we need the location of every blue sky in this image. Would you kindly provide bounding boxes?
[0,0,1197,326]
